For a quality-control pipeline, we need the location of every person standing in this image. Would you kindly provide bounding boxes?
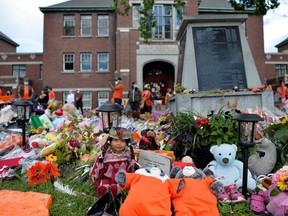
[17,77,34,101]
[165,88,174,109]
[141,86,152,114]
[38,88,49,109]
[127,82,141,111]
[47,87,55,104]
[277,80,287,106]
[66,90,75,104]
[109,78,123,106]
[75,89,83,114]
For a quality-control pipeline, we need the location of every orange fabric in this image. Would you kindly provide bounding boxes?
[17,85,34,101]
[0,88,2,96]
[119,173,172,216]
[168,177,219,216]
[0,95,14,103]
[0,190,52,216]
[142,90,151,106]
[49,90,55,100]
[113,83,123,99]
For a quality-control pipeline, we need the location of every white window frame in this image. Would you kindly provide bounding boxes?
[81,15,92,36]
[97,91,110,106]
[12,65,26,78]
[63,53,75,72]
[152,5,173,40]
[80,53,92,71]
[63,15,75,36]
[132,4,140,28]
[98,15,109,36]
[276,64,287,78]
[97,53,109,71]
[83,92,92,110]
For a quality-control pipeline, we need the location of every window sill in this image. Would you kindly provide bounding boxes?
[61,71,75,74]
[79,35,93,38]
[79,70,93,73]
[96,70,110,73]
[96,35,110,38]
[61,35,76,38]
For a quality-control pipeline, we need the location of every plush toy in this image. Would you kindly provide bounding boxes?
[168,166,223,215]
[172,156,195,169]
[0,105,15,126]
[115,167,172,216]
[205,144,256,190]
[248,137,277,176]
[61,103,78,117]
[139,129,160,150]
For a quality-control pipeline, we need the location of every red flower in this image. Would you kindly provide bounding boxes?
[195,117,209,127]
[43,161,60,179]
[26,162,46,185]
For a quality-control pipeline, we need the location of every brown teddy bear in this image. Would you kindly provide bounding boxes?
[139,129,160,150]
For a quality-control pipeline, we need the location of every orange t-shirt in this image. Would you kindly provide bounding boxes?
[119,173,172,216]
[142,90,151,106]
[113,83,123,99]
[168,177,219,216]
[48,91,55,101]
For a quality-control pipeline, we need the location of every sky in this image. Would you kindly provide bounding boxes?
[0,0,287,53]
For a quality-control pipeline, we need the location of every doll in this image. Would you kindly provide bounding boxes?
[90,127,136,197]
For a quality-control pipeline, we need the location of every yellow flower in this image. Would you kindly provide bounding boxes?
[45,154,57,162]
[281,117,288,125]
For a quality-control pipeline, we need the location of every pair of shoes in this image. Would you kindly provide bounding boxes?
[97,185,108,198]
[216,191,230,203]
[250,194,269,214]
[225,184,245,202]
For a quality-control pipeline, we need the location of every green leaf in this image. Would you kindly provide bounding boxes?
[270,187,282,196]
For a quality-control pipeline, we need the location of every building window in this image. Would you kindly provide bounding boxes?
[40,64,43,80]
[98,15,109,36]
[83,92,92,110]
[98,91,110,106]
[132,4,140,28]
[80,53,92,71]
[152,5,172,39]
[276,64,287,78]
[63,53,74,71]
[97,53,109,71]
[175,6,183,29]
[63,15,75,36]
[81,15,92,36]
[12,65,26,77]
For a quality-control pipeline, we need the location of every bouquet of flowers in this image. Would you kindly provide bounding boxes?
[270,165,288,195]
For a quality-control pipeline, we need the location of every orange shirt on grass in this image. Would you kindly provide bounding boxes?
[119,173,172,216]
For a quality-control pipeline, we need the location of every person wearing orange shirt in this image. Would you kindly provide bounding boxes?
[277,80,287,106]
[109,78,123,106]
[17,78,34,101]
[141,86,152,114]
[47,87,55,104]
[0,86,3,96]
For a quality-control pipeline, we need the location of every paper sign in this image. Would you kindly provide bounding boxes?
[138,150,172,175]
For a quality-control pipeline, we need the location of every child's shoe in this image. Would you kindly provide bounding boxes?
[97,185,107,197]
[250,194,268,214]
[216,191,231,203]
[225,184,245,202]
[109,184,119,197]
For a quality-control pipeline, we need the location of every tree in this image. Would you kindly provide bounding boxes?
[113,0,280,43]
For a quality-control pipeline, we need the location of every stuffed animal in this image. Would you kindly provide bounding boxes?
[0,105,15,126]
[172,155,195,169]
[205,143,256,190]
[248,137,277,176]
[139,129,160,150]
[61,103,78,117]
[168,165,223,215]
[115,167,172,216]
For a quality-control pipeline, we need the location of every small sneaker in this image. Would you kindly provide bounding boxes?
[216,191,231,203]
[250,194,268,214]
[225,184,245,202]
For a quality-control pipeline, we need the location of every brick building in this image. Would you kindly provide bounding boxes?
[1,0,281,109]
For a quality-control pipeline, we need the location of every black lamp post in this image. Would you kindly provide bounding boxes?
[232,113,264,198]
[14,100,33,150]
[96,101,123,133]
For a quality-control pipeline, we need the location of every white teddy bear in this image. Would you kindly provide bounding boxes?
[205,143,256,190]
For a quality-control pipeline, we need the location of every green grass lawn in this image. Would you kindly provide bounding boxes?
[0,173,96,216]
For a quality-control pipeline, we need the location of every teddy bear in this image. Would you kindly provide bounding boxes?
[168,165,224,215]
[205,143,256,201]
[115,166,172,216]
[172,155,195,169]
[0,105,16,126]
[139,129,160,150]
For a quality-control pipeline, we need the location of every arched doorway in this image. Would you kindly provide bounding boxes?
[143,61,175,101]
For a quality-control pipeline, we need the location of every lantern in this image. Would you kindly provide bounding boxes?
[14,100,34,149]
[96,101,123,133]
[232,113,264,197]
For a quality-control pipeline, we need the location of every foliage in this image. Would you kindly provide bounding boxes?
[217,200,255,216]
[113,0,280,43]
[265,116,288,169]
[229,0,280,15]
